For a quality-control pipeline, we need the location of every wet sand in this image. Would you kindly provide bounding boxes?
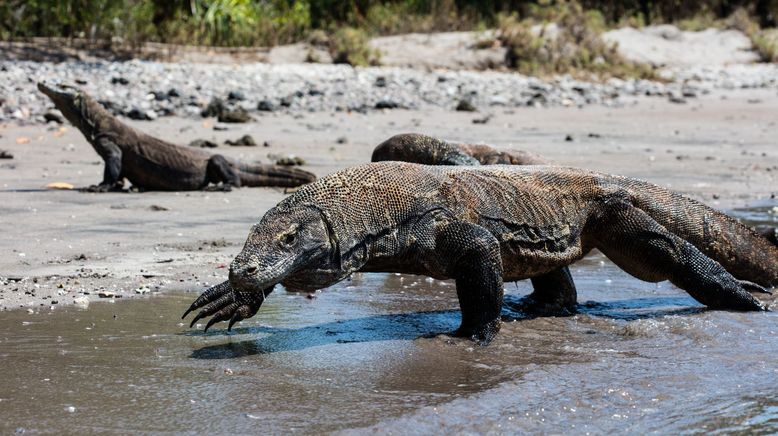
[0,87,777,433]
[1,256,776,434]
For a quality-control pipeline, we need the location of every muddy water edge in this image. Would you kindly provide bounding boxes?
[1,208,776,434]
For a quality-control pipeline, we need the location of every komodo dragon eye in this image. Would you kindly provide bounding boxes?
[281,232,297,246]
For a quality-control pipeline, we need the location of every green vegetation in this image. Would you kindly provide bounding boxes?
[1,1,776,71]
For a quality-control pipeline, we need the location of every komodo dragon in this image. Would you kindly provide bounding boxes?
[374,133,778,248]
[372,133,547,165]
[183,162,776,344]
[38,82,316,191]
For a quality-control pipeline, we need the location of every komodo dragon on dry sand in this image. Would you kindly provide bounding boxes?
[38,82,316,191]
[372,132,547,165]
[183,162,776,345]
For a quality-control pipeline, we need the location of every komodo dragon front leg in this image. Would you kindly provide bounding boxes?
[423,220,505,343]
[82,137,124,192]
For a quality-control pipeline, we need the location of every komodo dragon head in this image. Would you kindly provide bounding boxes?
[229,205,339,294]
[37,81,94,132]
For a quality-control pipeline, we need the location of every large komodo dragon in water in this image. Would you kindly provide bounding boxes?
[38,82,316,191]
[183,162,776,344]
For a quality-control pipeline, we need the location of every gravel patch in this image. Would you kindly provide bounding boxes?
[1,60,777,124]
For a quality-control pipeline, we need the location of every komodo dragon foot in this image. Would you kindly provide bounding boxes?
[182,281,273,332]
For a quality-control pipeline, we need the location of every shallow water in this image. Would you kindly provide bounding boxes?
[1,209,777,434]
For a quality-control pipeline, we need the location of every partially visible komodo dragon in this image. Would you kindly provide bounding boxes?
[372,132,547,166]
[373,133,778,247]
[183,162,776,345]
[38,82,316,191]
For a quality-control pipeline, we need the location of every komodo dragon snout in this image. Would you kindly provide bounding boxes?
[231,207,333,290]
[184,206,335,331]
[37,81,88,129]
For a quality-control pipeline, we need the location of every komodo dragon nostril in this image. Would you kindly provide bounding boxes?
[245,266,258,275]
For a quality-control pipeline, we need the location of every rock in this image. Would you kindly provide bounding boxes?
[225,134,257,146]
[375,76,387,87]
[218,107,251,123]
[201,98,226,118]
[151,91,170,101]
[257,100,276,112]
[228,90,246,101]
[668,95,687,104]
[111,76,129,85]
[189,139,219,148]
[73,296,90,308]
[335,136,348,144]
[0,150,13,159]
[375,99,400,110]
[565,134,574,142]
[148,205,169,211]
[98,291,120,298]
[275,155,306,166]
[167,88,181,98]
[126,108,157,121]
[456,99,477,112]
[44,110,64,124]
[472,114,491,124]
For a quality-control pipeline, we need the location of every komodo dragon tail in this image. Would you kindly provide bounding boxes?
[624,179,778,287]
[235,162,316,188]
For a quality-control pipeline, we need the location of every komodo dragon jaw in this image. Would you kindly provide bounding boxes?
[183,206,337,331]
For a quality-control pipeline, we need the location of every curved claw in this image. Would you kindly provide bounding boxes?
[189,294,233,328]
[203,303,240,332]
[182,281,231,319]
[226,304,260,331]
[740,280,772,295]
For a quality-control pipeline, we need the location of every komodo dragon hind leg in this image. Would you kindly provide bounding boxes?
[205,154,241,190]
[433,221,504,345]
[593,200,768,311]
[506,268,578,316]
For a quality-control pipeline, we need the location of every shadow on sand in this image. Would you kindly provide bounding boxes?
[188,295,704,359]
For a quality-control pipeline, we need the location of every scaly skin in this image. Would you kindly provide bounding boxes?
[38,82,316,191]
[183,162,776,344]
[373,133,571,315]
[372,133,547,166]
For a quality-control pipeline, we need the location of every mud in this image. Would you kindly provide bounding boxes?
[1,246,777,434]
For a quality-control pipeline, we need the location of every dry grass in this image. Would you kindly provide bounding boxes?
[497,2,657,79]
[329,27,381,67]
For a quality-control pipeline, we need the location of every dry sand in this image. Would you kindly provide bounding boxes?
[0,88,776,311]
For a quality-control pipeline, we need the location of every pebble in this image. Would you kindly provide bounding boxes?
[189,139,218,148]
[225,134,257,146]
[455,99,477,112]
[2,61,776,124]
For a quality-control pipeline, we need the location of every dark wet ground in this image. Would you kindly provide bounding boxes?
[1,208,777,434]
